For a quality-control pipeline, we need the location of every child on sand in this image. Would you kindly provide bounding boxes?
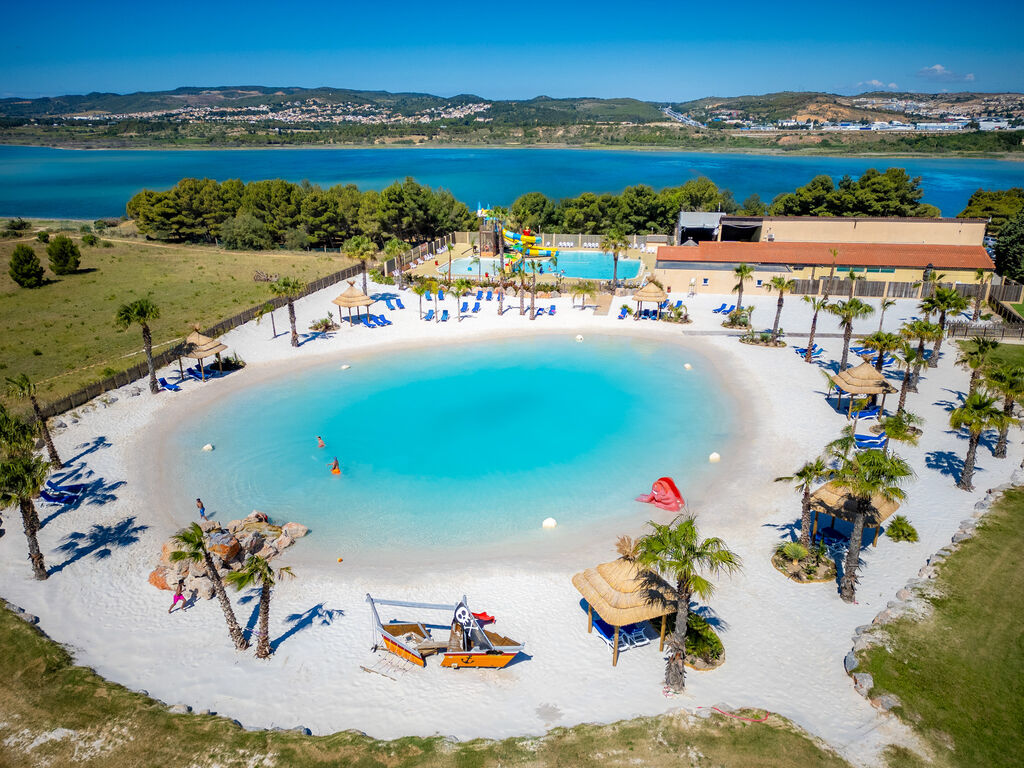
[169,579,186,613]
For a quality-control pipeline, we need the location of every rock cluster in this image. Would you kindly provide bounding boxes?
[147,511,308,600]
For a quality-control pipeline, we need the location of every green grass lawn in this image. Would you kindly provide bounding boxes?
[858,489,1024,768]
[956,338,1024,368]
[0,229,350,408]
[0,604,850,768]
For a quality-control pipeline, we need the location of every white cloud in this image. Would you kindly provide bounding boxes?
[858,79,899,90]
[917,64,975,83]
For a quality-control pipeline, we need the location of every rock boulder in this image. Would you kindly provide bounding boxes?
[256,544,278,560]
[281,522,308,539]
[852,672,874,697]
[148,566,173,591]
[159,540,184,565]
[208,532,240,561]
[273,533,294,552]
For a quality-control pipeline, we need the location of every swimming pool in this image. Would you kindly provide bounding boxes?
[166,335,732,557]
[441,251,642,281]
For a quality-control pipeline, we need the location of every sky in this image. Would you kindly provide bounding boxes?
[2,0,1022,100]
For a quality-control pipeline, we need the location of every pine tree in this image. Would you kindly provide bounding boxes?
[46,236,81,275]
[8,244,45,288]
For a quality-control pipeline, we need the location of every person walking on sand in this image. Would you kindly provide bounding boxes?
[317,436,326,448]
[169,579,186,613]
[196,498,207,520]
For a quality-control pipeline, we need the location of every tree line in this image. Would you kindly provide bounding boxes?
[126,176,476,250]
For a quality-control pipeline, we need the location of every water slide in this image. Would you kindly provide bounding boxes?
[502,228,558,259]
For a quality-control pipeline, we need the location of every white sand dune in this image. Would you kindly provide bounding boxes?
[1,282,1013,766]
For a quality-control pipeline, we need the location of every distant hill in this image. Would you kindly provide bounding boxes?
[670,91,908,123]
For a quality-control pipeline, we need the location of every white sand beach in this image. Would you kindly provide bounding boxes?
[1,281,1016,766]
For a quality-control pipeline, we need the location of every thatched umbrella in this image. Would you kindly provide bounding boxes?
[631,281,668,320]
[809,481,901,547]
[182,330,228,381]
[571,558,675,666]
[331,280,374,326]
[830,361,897,416]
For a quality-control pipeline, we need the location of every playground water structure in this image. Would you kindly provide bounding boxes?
[441,252,643,281]
[165,334,731,560]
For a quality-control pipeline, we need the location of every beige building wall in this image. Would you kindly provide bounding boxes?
[651,265,983,297]
[752,219,986,246]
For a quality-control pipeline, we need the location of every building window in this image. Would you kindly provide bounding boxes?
[755,279,763,287]
[702,278,709,286]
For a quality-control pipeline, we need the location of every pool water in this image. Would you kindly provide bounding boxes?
[168,335,732,556]
[441,251,642,281]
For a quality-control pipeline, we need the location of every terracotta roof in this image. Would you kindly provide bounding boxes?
[720,215,989,224]
[656,241,994,270]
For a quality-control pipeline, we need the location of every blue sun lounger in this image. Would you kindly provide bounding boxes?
[476,290,483,301]
[548,304,556,315]
[374,314,392,326]
[425,290,432,302]
[854,406,881,421]
[440,309,450,322]
[592,616,637,653]
[674,300,683,309]
[461,301,469,314]
[158,377,181,392]
[472,301,481,313]
[39,488,78,505]
[618,307,628,319]
[723,304,736,314]
[438,289,446,301]
[396,298,406,310]
[423,309,435,322]
[384,298,396,311]
[535,307,546,316]
[364,315,380,328]
[485,290,493,301]
[712,303,727,313]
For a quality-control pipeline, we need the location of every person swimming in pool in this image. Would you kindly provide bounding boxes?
[317,436,326,448]
[329,457,340,474]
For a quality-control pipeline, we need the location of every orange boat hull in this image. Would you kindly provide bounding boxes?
[382,635,426,667]
[441,652,518,669]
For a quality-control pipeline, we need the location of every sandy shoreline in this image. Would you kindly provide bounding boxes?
[1,281,1016,766]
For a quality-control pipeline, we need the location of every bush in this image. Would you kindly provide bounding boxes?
[36,231,49,243]
[685,612,724,662]
[46,235,81,275]
[221,212,273,251]
[309,316,339,332]
[8,243,45,288]
[81,233,99,247]
[283,227,310,251]
[886,515,919,543]
[4,217,30,233]
[777,541,809,563]
[93,220,107,231]
[79,224,92,234]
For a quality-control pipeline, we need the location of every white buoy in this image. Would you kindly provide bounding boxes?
[542,517,558,529]
[202,443,214,452]
[684,363,692,370]
[341,364,351,370]
[709,452,721,463]
[575,334,584,343]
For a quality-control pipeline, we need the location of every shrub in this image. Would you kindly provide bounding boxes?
[4,217,30,233]
[81,233,99,247]
[309,316,339,332]
[685,612,724,662]
[283,227,310,251]
[36,231,49,243]
[221,212,272,251]
[886,515,919,543]
[8,243,45,288]
[46,235,81,275]
[93,219,108,231]
[777,541,809,563]
[79,224,92,234]
[101,240,114,248]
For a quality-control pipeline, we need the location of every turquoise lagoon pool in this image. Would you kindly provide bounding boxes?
[441,251,642,281]
[168,335,731,556]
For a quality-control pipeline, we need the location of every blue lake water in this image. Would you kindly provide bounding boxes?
[167,335,731,556]
[1,144,1022,219]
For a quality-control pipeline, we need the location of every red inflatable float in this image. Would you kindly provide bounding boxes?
[635,477,685,512]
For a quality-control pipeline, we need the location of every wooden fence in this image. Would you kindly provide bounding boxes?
[946,321,1024,340]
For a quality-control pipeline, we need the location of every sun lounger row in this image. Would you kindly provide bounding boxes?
[853,405,881,421]
[383,298,406,311]
[793,344,824,358]
[712,303,736,314]
[855,431,888,450]
[534,304,557,317]
[592,616,651,652]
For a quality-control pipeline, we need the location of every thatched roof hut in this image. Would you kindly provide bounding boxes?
[631,281,668,318]
[181,330,228,380]
[830,361,897,415]
[809,481,901,547]
[571,558,675,665]
[331,280,374,324]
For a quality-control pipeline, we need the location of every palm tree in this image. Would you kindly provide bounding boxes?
[599,228,629,289]
[452,277,473,321]
[635,515,741,692]
[384,237,406,290]
[802,296,828,364]
[269,277,305,347]
[892,342,925,415]
[169,523,249,650]
[956,337,1000,396]
[0,453,50,579]
[775,458,830,548]
[972,269,992,322]
[426,278,440,322]
[469,255,482,284]
[225,555,295,658]
[860,331,903,372]
[343,235,378,295]
[114,297,160,393]
[527,259,541,319]
[899,319,942,391]
[411,282,428,318]
[950,391,1016,491]
[876,298,897,332]
[985,363,1024,459]
[732,263,754,311]
[925,287,969,368]
[820,248,839,301]
[765,276,794,343]
[843,268,864,300]
[831,449,913,602]
[880,410,923,452]
[254,302,277,339]
[6,374,61,467]
[827,298,875,371]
